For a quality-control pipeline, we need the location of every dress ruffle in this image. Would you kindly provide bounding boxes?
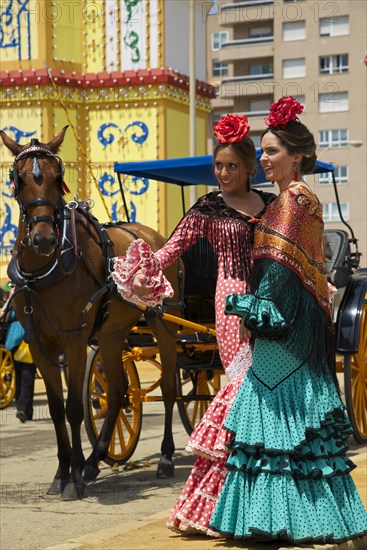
[225,362,351,451]
[209,361,367,542]
[111,238,173,306]
[167,346,251,535]
[226,293,289,338]
[186,344,252,460]
[185,377,243,460]
[210,470,367,543]
[167,456,226,535]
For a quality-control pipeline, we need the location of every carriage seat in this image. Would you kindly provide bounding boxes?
[323,229,352,288]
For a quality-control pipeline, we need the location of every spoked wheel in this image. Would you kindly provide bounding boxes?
[83,348,143,466]
[0,346,15,409]
[344,297,367,443]
[175,348,223,435]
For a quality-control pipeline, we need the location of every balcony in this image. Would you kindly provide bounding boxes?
[218,37,274,63]
[220,0,275,26]
[222,73,273,84]
[220,76,276,101]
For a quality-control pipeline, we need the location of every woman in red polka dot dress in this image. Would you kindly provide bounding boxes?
[112,114,276,534]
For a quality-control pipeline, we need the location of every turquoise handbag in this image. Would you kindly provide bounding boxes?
[5,314,25,351]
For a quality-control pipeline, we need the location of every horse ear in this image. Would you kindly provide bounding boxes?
[0,130,23,156]
[46,125,69,153]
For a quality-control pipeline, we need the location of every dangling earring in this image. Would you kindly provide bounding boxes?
[294,162,298,182]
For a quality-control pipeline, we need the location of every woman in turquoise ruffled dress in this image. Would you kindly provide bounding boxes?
[208,97,367,544]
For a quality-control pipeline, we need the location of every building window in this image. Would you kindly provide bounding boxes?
[319,92,348,113]
[249,63,273,76]
[320,54,348,74]
[283,21,306,41]
[212,32,229,51]
[248,99,269,114]
[323,202,349,222]
[320,16,349,37]
[251,135,261,148]
[319,129,349,147]
[283,58,306,78]
[319,166,349,185]
[212,61,228,77]
[249,27,272,39]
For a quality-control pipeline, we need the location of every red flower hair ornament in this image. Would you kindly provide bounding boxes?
[213,114,251,143]
[265,96,304,129]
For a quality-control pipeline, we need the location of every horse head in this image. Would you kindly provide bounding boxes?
[0,126,68,257]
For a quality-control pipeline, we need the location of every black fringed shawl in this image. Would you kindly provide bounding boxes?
[166,190,276,288]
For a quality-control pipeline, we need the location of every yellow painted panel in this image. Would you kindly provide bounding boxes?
[53,108,79,160]
[53,1,82,63]
[0,108,43,161]
[84,1,105,72]
[163,105,209,235]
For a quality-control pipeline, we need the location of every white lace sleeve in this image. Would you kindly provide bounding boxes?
[111,239,174,307]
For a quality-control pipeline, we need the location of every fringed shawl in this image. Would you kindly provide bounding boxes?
[172,190,276,284]
[253,183,330,314]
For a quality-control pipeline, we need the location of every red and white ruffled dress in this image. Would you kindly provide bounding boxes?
[111,190,275,535]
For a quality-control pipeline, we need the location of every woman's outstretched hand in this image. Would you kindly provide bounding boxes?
[132,271,153,296]
[239,316,251,343]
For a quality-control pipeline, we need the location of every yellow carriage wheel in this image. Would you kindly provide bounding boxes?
[344,298,367,443]
[83,348,142,466]
[0,346,16,409]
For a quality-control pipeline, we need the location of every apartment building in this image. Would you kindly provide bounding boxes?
[205,0,367,261]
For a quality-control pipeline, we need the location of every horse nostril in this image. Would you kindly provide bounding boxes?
[33,230,57,254]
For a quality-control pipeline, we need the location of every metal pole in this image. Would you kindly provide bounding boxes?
[189,0,197,206]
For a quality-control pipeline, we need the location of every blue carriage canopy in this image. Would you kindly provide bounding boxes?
[114,150,335,188]
[114,150,335,217]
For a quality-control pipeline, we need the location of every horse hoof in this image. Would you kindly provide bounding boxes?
[60,481,85,501]
[47,478,67,495]
[156,458,174,479]
[83,464,100,482]
[47,481,62,495]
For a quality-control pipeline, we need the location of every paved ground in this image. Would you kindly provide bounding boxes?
[49,450,367,550]
[1,369,366,550]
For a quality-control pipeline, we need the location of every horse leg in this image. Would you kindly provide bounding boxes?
[84,333,129,481]
[61,344,88,500]
[149,319,178,479]
[35,356,72,495]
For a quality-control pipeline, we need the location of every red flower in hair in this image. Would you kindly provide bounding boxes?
[213,114,250,143]
[265,96,304,129]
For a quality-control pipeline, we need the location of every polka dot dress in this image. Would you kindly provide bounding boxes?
[209,339,367,543]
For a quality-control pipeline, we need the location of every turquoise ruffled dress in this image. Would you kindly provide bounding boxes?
[209,260,367,544]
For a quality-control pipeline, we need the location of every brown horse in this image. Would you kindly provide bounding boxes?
[0,127,182,500]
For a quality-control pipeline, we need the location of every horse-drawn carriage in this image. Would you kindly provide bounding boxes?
[82,153,367,471]
[0,129,366,501]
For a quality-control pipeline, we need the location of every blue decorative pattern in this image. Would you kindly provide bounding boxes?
[97,123,120,149]
[97,121,150,221]
[97,121,149,149]
[98,172,120,197]
[124,175,149,196]
[123,121,148,145]
[1,126,35,143]
[0,0,31,60]
[0,203,18,253]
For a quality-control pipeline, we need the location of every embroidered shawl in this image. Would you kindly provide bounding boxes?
[253,183,330,314]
